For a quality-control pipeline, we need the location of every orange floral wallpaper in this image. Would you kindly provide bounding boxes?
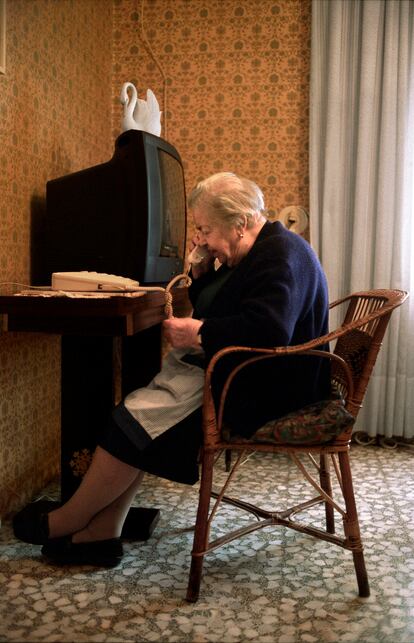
[111,0,311,234]
[0,0,310,517]
[0,0,113,516]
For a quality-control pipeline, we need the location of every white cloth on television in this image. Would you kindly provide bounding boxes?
[123,347,205,440]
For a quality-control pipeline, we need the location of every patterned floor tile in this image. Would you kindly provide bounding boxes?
[0,445,413,642]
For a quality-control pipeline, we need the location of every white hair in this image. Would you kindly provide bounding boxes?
[188,172,266,229]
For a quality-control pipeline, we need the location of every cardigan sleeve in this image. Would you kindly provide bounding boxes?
[198,234,327,360]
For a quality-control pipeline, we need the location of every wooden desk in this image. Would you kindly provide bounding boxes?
[0,288,192,501]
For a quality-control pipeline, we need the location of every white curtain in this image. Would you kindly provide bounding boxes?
[310,0,414,439]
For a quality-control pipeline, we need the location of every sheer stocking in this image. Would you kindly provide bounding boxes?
[72,471,144,542]
[47,446,143,540]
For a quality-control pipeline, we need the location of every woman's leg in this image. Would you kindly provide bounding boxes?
[47,446,143,539]
[71,470,144,543]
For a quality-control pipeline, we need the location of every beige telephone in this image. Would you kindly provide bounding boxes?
[188,245,210,265]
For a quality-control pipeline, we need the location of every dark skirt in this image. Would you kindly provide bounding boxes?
[98,405,203,485]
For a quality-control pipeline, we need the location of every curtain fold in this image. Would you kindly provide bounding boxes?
[310,0,414,439]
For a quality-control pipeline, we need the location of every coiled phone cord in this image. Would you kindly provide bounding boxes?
[139,271,192,319]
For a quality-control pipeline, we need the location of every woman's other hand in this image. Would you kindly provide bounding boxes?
[163,317,203,348]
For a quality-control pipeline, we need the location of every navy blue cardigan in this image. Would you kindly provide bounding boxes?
[188,221,331,438]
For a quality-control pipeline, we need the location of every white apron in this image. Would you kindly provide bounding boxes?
[123,347,205,440]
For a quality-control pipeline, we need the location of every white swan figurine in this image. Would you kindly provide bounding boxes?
[120,82,162,137]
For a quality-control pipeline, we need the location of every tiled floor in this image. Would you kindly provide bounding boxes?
[0,444,413,642]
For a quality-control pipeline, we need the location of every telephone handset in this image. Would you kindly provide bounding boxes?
[188,245,210,265]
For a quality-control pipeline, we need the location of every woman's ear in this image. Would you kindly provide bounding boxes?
[239,215,248,234]
[237,217,247,239]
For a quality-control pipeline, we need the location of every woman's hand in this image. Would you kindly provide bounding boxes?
[188,235,214,278]
[163,317,203,348]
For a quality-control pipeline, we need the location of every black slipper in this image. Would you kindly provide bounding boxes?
[12,503,50,545]
[41,537,124,568]
[16,500,160,542]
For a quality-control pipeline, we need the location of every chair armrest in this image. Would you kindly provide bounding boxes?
[201,289,408,446]
[202,346,352,447]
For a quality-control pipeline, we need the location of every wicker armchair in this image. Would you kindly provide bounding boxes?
[186,289,408,602]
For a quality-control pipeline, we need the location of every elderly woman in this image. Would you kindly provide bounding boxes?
[13,172,330,567]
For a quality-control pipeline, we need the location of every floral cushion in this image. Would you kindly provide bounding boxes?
[222,396,355,446]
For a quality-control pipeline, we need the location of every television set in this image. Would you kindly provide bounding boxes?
[39,130,187,285]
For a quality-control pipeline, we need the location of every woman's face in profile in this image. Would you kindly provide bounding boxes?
[191,207,241,267]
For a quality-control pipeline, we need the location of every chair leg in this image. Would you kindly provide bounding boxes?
[319,454,335,533]
[186,449,216,603]
[338,451,370,597]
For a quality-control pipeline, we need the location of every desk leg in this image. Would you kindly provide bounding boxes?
[60,335,114,502]
[121,325,162,396]
[60,325,162,502]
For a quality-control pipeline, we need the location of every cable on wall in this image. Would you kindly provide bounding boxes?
[137,0,168,139]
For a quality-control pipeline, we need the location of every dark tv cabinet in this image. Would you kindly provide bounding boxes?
[0,289,191,504]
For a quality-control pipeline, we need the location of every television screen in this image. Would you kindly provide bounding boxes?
[159,149,186,260]
[37,130,187,285]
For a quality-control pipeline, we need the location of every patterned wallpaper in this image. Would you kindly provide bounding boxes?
[0,0,310,516]
[112,0,311,238]
[0,0,113,516]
